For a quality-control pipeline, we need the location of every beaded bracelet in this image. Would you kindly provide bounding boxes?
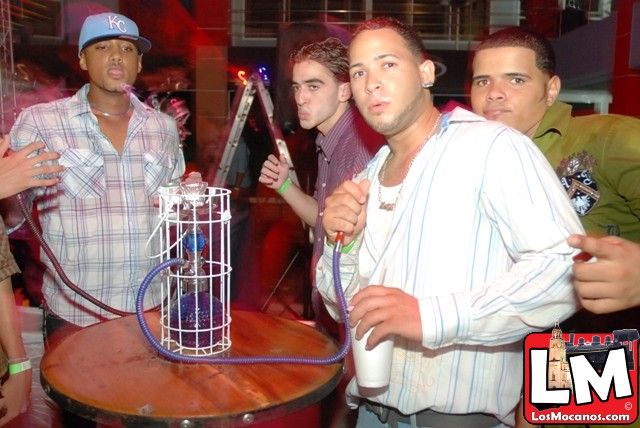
[276,177,292,194]
[8,358,32,375]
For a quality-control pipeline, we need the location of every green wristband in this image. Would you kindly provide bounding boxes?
[327,237,357,253]
[276,177,292,194]
[341,239,356,253]
[8,359,31,375]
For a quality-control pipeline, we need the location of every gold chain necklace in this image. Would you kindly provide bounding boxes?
[378,112,442,211]
[90,103,133,117]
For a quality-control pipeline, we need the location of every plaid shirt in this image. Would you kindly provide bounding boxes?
[10,84,185,326]
[0,218,20,282]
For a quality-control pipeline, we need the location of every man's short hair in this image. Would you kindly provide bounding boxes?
[290,38,350,83]
[475,27,556,76]
[352,16,428,62]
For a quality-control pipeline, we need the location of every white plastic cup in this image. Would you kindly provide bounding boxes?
[350,325,394,388]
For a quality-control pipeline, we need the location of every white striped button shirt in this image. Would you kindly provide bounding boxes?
[10,84,185,326]
[316,107,583,426]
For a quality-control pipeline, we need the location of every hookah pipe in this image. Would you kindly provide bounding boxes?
[135,232,352,365]
[16,192,132,316]
[18,178,353,365]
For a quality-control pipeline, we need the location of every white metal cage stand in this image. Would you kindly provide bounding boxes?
[158,182,232,356]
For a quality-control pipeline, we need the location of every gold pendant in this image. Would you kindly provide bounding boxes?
[379,202,395,211]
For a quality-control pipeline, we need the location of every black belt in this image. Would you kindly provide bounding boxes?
[364,401,502,428]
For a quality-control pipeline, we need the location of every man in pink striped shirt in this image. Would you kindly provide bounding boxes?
[259,37,384,320]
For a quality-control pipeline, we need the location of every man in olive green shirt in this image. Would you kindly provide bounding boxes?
[470,26,640,428]
[470,26,640,328]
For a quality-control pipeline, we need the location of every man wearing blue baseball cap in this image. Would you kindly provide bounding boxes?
[4,10,185,348]
[1,12,185,427]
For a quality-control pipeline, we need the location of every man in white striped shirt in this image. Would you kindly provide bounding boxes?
[317,17,583,427]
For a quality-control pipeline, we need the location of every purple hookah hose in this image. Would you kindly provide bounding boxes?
[135,232,352,365]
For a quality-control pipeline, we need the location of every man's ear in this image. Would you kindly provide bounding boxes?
[338,82,352,102]
[419,59,436,86]
[546,75,561,106]
[79,53,88,71]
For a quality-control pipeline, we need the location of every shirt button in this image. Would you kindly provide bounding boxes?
[319,212,324,216]
[321,183,326,188]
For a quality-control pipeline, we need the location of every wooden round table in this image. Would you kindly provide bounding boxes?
[40,311,343,427]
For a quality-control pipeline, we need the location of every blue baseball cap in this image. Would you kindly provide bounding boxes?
[78,13,152,57]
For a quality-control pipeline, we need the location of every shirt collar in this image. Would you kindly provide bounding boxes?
[443,105,484,123]
[72,83,149,119]
[534,102,572,139]
[69,84,92,119]
[315,105,356,161]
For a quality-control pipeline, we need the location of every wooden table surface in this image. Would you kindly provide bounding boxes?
[40,311,343,427]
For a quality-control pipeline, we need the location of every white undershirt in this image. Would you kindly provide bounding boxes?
[361,180,397,284]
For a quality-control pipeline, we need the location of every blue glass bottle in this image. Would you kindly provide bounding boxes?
[170,224,222,348]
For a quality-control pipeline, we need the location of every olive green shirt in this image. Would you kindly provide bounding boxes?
[533,102,640,242]
[536,102,640,428]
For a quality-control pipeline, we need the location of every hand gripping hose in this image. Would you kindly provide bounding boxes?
[135,232,352,364]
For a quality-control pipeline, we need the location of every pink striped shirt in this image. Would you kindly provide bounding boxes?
[312,106,385,268]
